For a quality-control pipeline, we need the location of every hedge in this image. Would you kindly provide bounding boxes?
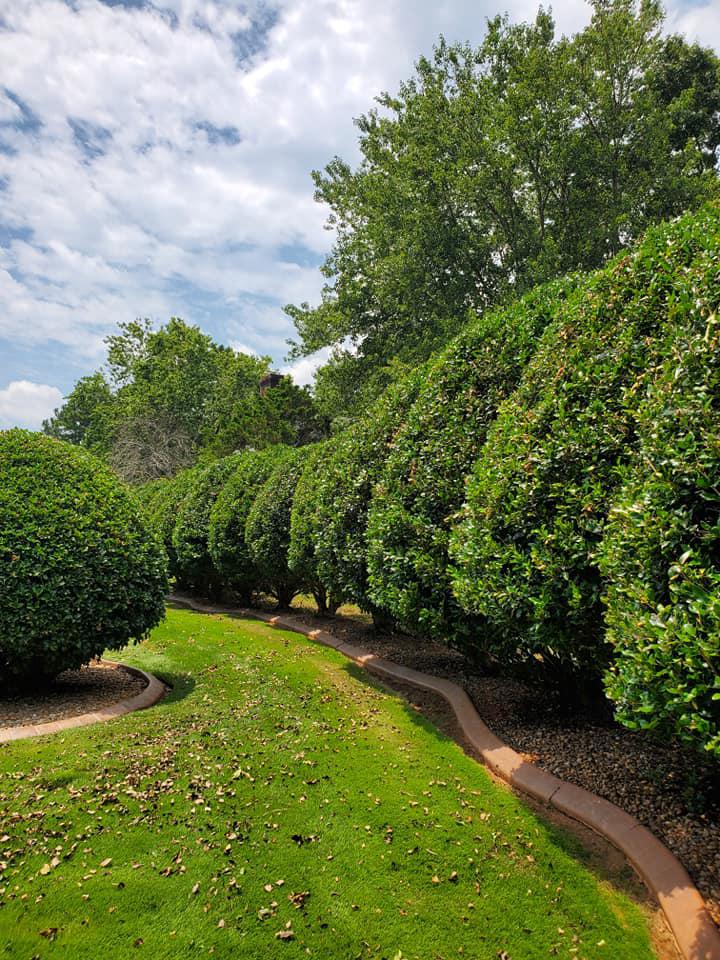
[365,279,573,648]
[599,308,720,757]
[172,454,244,597]
[288,440,339,614]
[311,368,428,624]
[208,447,288,604]
[450,202,720,685]
[0,430,167,684]
[144,468,199,586]
[245,447,311,606]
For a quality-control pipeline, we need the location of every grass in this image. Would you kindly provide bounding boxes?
[0,606,657,959]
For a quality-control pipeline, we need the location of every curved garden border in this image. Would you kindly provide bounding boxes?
[0,663,165,744]
[170,593,720,960]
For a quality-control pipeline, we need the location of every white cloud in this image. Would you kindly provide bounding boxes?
[0,380,63,430]
[282,347,331,387]
[0,0,716,394]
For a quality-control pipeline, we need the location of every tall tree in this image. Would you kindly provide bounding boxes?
[287,0,720,423]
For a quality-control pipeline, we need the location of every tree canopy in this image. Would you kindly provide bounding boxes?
[44,318,327,481]
[287,0,720,422]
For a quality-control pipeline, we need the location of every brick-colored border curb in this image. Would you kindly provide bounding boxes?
[0,662,165,744]
[171,593,720,960]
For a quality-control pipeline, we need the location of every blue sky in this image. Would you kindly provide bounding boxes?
[1,0,718,428]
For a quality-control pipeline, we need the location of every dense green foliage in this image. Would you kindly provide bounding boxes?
[450,204,720,693]
[310,371,427,623]
[599,309,720,757]
[288,441,339,614]
[172,455,244,597]
[0,431,167,684]
[208,447,287,604]
[366,280,573,647]
[287,1,720,423]
[245,448,311,607]
[145,469,200,585]
[44,318,327,481]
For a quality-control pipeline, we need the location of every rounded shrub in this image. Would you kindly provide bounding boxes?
[172,454,244,597]
[0,430,167,684]
[208,447,288,603]
[145,468,199,586]
[599,311,720,757]
[288,440,339,615]
[245,447,311,607]
[366,280,571,648]
[312,369,427,624]
[450,202,720,684]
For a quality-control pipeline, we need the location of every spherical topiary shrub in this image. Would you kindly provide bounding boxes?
[0,430,168,685]
[208,447,288,604]
[245,447,311,607]
[365,279,571,649]
[288,440,339,615]
[172,454,244,597]
[599,311,720,758]
[450,202,720,687]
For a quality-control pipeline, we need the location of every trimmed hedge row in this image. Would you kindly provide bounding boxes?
[1,430,167,684]
[450,204,720,697]
[365,278,574,650]
[208,447,286,604]
[140,203,720,758]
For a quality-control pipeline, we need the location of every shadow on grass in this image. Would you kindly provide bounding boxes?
[151,670,196,706]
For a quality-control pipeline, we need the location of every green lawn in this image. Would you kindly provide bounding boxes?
[0,607,657,959]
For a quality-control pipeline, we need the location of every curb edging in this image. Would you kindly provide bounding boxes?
[170,593,720,960]
[0,662,166,743]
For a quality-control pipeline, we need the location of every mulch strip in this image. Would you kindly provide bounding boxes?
[0,662,148,729]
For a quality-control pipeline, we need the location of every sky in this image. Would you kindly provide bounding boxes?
[1,0,719,428]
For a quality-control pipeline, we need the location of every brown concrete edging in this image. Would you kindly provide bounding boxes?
[170,593,720,960]
[0,662,165,744]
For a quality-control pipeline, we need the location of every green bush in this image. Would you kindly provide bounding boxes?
[245,448,310,607]
[450,202,720,684]
[366,280,572,647]
[208,447,287,603]
[145,468,199,586]
[0,430,167,684]
[288,441,339,614]
[312,370,427,623]
[599,310,720,757]
[172,455,243,597]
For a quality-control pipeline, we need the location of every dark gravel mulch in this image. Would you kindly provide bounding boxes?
[0,663,147,728]
[284,604,720,928]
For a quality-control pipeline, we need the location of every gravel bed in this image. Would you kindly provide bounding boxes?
[283,605,720,928]
[0,662,147,728]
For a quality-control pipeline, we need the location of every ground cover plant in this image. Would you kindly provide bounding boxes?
[0,606,657,959]
[0,430,167,685]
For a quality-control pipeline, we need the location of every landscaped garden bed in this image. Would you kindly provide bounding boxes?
[0,607,666,959]
[0,663,148,729]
